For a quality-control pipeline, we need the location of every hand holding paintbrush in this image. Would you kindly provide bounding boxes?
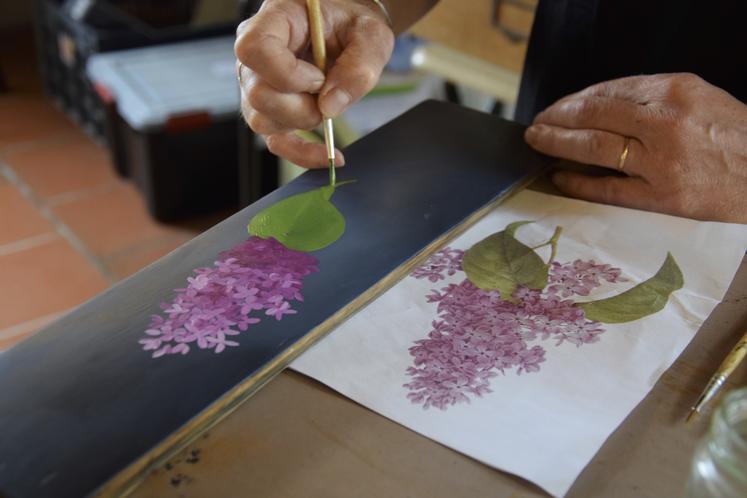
[234,0,396,168]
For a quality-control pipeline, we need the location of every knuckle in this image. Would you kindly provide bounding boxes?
[565,98,597,125]
[536,127,555,149]
[245,82,265,111]
[297,112,322,131]
[351,65,379,93]
[239,39,263,68]
[237,34,275,71]
[674,72,702,85]
[246,111,261,131]
[265,134,280,153]
[357,14,389,36]
[247,111,270,134]
[235,18,251,37]
[585,131,605,156]
[365,16,395,47]
[660,73,700,99]
[586,80,612,97]
[234,20,261,61]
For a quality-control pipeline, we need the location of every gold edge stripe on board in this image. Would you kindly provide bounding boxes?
[96,176,537,498]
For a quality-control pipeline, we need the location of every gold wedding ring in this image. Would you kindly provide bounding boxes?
[617,136,631,171]
[237,62,245,86]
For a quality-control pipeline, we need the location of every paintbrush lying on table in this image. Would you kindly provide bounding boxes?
[687,329,747,422]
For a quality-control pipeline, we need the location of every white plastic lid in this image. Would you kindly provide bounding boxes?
[86,36,239,131]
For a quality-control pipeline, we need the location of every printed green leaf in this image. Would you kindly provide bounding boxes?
[248,184,345,252]
[462,221,549,300]
[579,252,684,323]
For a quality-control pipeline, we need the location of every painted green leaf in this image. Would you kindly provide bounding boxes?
[248,184,345,252]
[462,221,549,300]
[580,252,684,323]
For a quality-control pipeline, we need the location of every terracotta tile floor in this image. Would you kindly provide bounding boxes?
[0,28,225,351]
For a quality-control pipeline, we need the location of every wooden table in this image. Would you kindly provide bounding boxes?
[130,256,747,498]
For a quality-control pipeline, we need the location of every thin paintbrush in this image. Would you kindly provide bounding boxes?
[306,0,336,187]
[686,329,747,423]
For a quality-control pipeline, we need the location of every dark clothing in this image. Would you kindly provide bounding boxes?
[515,0,747,124]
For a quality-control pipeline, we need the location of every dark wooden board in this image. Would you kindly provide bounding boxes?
[0,100,548,498]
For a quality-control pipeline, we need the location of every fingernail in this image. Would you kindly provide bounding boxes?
[336,151,346,166]
[301,62,325,87]
[320,88,351,117]
[525,124,542,143]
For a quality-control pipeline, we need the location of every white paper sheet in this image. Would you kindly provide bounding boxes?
[291,190,747,497]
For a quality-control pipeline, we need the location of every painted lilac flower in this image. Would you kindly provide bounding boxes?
[404,249,616,410]
[140,236,318,358]
[266,300,297,320]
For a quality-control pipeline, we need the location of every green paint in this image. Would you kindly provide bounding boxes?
[580,253,684,323]
[462,221,552,301]
[248,180,354,252]
[328,158,336,187]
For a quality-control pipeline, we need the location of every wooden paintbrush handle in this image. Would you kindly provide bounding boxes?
[306,0,326,72]
[717,330,747,377]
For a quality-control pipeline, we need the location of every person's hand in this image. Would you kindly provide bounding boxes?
[235,0,394,168]
[524,73,747,223]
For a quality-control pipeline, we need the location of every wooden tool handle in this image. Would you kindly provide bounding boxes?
[718,331,747,377]
[306,0,327,72]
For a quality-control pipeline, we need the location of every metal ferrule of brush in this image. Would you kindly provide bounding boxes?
[694,375,727,413]
[323,117,335,162]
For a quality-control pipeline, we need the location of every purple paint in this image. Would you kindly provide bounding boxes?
[140,237,318,358]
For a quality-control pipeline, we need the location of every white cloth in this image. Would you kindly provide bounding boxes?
[291,190,747,497]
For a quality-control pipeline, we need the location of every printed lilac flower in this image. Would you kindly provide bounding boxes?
[140,236,318,358]
[571,259,625,284]
[548,260,625,297]
[405,250,610,410]
[517,345,546,374]
[411,248,464,282]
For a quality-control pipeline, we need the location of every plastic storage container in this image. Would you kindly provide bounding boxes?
[34,0,237,138]
[87,36,240,221]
